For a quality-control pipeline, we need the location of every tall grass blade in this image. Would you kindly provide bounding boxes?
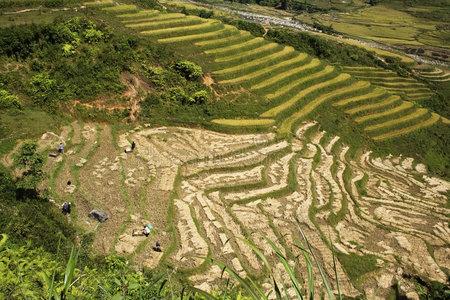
[43,272,59,300]
[143,274,165,293]
[293,237,315,300]
[329,231,342,300]
[295,218,334,300]
[96,279,112,297]
[223,278,230,300]
[263,237,304,300]
[273,278,283,300]
[188,287,218,299]
[248,276,269,299]
[158,279,167,297]
[277,270,291,300]
[369,286,380,300]
[238,237,271,273]
[47,237,63,300]
[208,258,261,300]
[18,264,28,300]
[238,237,276,299]
[181,287,186,299]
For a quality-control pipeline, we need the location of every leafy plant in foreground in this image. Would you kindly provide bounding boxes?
[195,218,341,300]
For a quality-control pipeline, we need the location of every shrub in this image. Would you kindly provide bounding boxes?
[0,89,23,110]
[172,61,203,80]
[13,141,45,193]
[0,165,15,202]
[145,67,186,90]
[28,73,59,109]
[199,9,214,18]
[190,90,209,104]
[219,17,265,37]
[144,93,161,106]
[164,87,188,104]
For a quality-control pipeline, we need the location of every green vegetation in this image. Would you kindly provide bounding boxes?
[0,89,22,110]
[0,0,82,9]
[13,141,45,194]
[0,1,449,298]
[266,28,382,67]
[335,253,379,281]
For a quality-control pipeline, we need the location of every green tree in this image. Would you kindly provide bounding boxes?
[13,141,45,194]
[28,73,59,109]
[172,61,202,80]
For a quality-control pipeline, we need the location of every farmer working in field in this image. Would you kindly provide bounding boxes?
[58,143,64,154]
[62,202,71,215]
[143,224,152,237]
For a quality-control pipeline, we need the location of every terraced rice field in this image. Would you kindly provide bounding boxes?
[22,121,449,299]
[84,0,113,7]
[343,67,435,101]
[415,68,450,82]
[98,4,447,141]
[308,5,448,49]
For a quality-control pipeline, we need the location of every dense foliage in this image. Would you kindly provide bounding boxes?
[0,17,125,111]
[219,17,265,37]
[0,165,75,254]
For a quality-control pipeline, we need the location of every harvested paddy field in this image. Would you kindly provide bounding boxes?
[23,121,449,299]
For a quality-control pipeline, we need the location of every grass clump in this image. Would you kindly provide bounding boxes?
[336,252,379,281]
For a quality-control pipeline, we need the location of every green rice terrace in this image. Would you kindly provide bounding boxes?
[0,0,449,299]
